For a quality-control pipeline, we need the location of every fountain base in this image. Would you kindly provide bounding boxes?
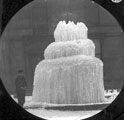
[24,101,110,111]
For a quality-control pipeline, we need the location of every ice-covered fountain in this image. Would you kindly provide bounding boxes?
[32,21,105,104]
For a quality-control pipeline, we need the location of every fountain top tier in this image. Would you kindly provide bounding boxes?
[54,21,88,42]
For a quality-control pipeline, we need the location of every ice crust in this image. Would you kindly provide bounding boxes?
[32,21,105,104]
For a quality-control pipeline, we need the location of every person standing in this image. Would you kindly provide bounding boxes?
[15,70,27,107]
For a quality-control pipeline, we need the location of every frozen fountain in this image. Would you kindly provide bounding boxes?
[32,21,105,104]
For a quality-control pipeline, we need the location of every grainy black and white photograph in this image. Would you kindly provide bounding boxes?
[0,0,124,119]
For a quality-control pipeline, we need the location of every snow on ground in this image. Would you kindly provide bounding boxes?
[11,89,120,120]
[27,108,100,120]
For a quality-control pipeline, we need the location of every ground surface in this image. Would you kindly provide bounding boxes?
[11,89,120,120]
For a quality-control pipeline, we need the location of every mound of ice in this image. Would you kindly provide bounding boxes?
[44,39,95,59]
[32,21,105,104]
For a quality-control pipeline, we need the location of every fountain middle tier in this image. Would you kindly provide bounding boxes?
[32,55,105,104]
[44,39,95,59]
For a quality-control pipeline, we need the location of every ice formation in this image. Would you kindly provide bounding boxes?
[54,21,88,42]
[32,21,105,104]
[44,39,95,59]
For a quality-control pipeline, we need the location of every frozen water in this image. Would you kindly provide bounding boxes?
[33,55,105,104]
[44,39,95,59]
[54,21,88,42]
[32,21,105,104]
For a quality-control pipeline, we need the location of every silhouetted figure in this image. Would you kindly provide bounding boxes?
[15,70,27,107]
